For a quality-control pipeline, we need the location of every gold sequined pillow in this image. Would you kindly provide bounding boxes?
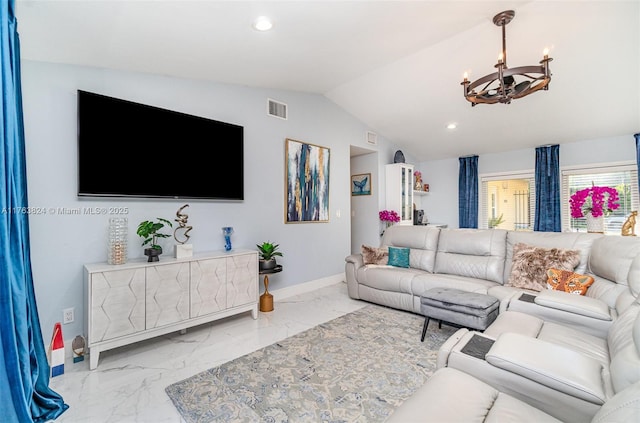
[546,268,594,295]
[361,245,389,265]
[507,243,581,291]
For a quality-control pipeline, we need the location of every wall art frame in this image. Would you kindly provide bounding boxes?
[351,173,371,196]
[285,138,330,223]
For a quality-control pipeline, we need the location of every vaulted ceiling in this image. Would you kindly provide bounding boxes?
[16,1,640,161]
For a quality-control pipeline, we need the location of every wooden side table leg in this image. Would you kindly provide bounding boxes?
[259,275,274,312]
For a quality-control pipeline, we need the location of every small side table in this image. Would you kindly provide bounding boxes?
[259,265,282,312]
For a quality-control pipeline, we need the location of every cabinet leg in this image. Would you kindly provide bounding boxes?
[180,328,187,335]
[89,348,99,370]
[251,304,258,320]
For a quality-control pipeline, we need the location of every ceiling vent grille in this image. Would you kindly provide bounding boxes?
[267,98,287,120]
[366,131,377,145]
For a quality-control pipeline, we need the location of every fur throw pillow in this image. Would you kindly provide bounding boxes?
[361,245,389,265]
[507,243,581,292]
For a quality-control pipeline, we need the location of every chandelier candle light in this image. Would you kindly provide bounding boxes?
[462,10,552,106]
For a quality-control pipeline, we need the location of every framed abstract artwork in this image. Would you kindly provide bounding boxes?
[285,138,330,223]
[351,173,371,196]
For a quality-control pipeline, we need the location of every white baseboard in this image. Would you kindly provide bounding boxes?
[269,273,345,300]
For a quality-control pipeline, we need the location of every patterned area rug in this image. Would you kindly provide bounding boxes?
[165,304,456,423]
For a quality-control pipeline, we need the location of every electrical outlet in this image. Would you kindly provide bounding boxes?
[63,308,74,324]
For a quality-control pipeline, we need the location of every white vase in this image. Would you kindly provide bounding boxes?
[585,213,604,233]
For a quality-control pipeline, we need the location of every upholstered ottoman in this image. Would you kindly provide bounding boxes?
[420,287,499,341]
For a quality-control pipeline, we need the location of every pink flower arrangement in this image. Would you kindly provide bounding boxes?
[414,170,422,179]
[379,209,400,223]
[569,185,620,218]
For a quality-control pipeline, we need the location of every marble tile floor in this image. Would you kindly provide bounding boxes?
[49,281,367,423]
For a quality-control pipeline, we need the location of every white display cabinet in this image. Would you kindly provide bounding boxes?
[385,163,414,225]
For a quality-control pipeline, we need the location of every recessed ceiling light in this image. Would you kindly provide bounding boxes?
[447,123,457,130]
[253,16,273,31]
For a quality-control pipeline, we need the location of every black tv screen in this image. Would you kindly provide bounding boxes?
[77,90,244,200]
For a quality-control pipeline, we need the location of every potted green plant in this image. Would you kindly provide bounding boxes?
[137,218,173,262]
[256,241,283,270]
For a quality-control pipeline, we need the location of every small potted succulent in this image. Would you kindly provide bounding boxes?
[256,241,283,270]
[137,218,173,262]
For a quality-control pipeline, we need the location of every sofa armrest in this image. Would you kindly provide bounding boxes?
[345,254,364,299]
[534,290,612,321]
[436,328,470,369]
[345,253,364,267]
[486,333,606,405]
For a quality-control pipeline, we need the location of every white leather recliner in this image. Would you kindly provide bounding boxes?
[386,367,640,423]
[435,300,640,422]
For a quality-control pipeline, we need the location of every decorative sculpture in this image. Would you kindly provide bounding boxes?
[621,211,637,237]
[173,204,193,244]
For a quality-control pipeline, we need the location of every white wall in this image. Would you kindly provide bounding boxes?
[20,61,395,342]
[350,152,380,253]
[415,157,459,227]
[416,135,637,229]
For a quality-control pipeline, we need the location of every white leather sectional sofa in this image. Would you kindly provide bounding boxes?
[345,225,640,422]
[345,225,640,337]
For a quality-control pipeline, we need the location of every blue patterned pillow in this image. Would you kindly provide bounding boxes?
[388,247,410,268]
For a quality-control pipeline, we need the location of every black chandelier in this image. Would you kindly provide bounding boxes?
[462,10,552,106]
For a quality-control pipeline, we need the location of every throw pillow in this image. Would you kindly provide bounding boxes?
[507,243,581,292]
[388,246,410,268]
[361,245,389,265]
[546,268,595,295]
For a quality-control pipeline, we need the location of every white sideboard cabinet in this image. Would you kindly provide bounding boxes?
[84,249,258,369]
[385,163,414,225]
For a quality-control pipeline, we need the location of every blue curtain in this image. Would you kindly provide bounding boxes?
[458,155,478,228]
[534,145,561,232]
[1,1,68,421]
[635,133,639,190]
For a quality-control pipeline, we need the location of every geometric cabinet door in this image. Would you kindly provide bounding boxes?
[89,267,145,343]
[227,253,258,308]
[145,262,190,329]
[190,257,227,318]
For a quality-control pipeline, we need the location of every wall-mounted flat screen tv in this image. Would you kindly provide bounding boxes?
[77,90,244,200]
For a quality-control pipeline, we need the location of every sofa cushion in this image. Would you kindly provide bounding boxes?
[589,236,640,286]
[388,246,410,268]
[591,380,640,423]
[434,229,507,284]
[546,268,594,295]
[361,244,388,265]
[507,243,580,291]
[381,225,440,272]
[355,265,420,294]
[390,367,564,423]
[605,304,640,394]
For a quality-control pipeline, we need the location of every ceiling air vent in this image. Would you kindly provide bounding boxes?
[267,98,287,120]
[366,131,377,145]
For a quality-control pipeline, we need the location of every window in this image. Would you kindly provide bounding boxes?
[561,162,639,234]
[480,172,535,230]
